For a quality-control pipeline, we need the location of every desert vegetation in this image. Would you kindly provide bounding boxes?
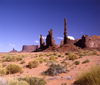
[0,50,100,85]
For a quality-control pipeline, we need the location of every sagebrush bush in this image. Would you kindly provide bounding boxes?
[2,54,23,62]
[58,55,62,57]
[82,59,90,64]
[91,50,97,55]
[28,60,40,69]
[20,60,25,64]
[9,80,29,85]
[35,57,44,63]
[67,53,78,60]
[6,64,22,74]
[49,55,58,60]
[0,68,7,76]
[18,76,46,85]
[53,52,58,55]
[74,61,80,65]
[43,64,67,76]
[74,65,100,85]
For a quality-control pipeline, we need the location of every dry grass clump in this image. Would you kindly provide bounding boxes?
[18,76,46,85]
[42,64,67,76]
[39,53,44,57]
[9,79,29,85]
[74,61,80,65]
[82,59,90,64]
[91,49,97,55]
[74,65,100,85]
[28,60,40,69]
[35,57,44,63]
[66,52,78,60]
[1,54,25,62]
[49,55,58,60]
[6,64,22,74]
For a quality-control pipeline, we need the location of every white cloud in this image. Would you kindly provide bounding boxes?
[9,44,15,46]
[57,37,63,39]
[35,40,39,43]
[68,36,75,40]
[39,36,46,39]
[42,36,46,39]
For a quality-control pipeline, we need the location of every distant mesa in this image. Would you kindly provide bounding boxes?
[20,45,39,52]
[10,48,18,52]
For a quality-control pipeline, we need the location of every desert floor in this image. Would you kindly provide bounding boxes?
[0,50,100,85]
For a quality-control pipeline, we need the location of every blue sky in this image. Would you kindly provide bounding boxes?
[0,0,100,52]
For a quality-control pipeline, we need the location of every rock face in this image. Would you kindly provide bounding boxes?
[46,29,56,47]
[74,35,100,49]
[10,48,18,52]
[21,45,39,52]
[60,40,64,46]
[40,34,45,47]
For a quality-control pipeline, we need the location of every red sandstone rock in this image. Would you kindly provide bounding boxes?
[21,45,39,52]
[10,48,18,52]
[46,29,56,48]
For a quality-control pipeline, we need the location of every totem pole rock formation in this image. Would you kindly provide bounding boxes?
[64,18,67,44]
[63,18,71,44]
[46,29,56,47]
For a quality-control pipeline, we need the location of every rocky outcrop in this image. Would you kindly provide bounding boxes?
[60,40,64,46]
[10,48,18,52]
[74,35,100,49]
[64,18,71,44]
[21,45,39,52]
[40,34,45,47]
[46,29,56,47]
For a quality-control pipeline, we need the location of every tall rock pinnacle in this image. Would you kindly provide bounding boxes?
[40,34,44,47]
[64,18,67,44]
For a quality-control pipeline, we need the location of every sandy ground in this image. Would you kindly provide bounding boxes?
[0,51,100,85]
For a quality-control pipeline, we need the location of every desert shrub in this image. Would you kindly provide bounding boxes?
[20,60,25,64]
[0,68,7,76]
[9,80,29,85]
[46,60,58,66]
[65,52,71,55]
[91,50,97,55]
[67,53,78,60]
[44,58,49,62]
[0,64,7,76]
[74,61,80,65]
[74,65,100,85]
[39,54,44,57]
[35,57,44,63]
[28,60,40,69]
[58,55,62,57]
[18,76,46,85]
[79,56,82,58]
[82,59,90,64]
[42,64,67,76]
[53,52,58,55]
[49,55,58,60]
[61,83,67,85]
[78,49,83,53]
[6,64,22,74]
[2,54,23,62]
